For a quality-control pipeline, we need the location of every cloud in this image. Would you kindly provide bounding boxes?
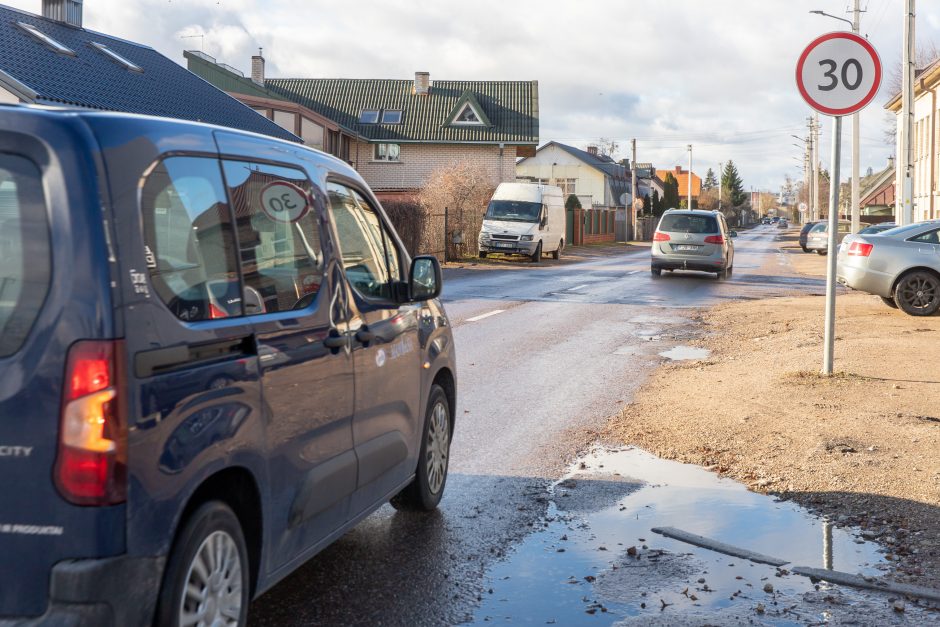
[5,0,939,190]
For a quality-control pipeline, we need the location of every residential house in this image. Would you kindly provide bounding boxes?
[515,141,631,209]
[0,1,297,142]
[885,58,940,222]
[189,55,540,203]
[633,162,665,208]
[185,49,357,162]
[656,166,701,208]
[858,157,896,218]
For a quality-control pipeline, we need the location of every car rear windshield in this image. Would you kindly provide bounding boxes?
[485,200,541,222]
[879,223,931,238]
[658,213,718,234]
[0,154,51,357]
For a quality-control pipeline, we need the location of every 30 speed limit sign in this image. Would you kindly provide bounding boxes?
[796,31,881,116]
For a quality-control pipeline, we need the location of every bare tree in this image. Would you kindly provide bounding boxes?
[418,160,497,260]
[596,137,620,159]
[883,42,940,144]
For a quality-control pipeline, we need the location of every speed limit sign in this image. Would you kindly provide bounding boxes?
[796,32,881,116]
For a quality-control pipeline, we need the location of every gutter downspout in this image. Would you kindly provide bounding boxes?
[926,78,938,219]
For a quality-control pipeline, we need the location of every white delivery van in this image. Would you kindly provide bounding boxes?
[478,183,566,262]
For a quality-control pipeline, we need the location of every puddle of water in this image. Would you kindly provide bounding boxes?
[469,447,917,626]
[659,345,711,361]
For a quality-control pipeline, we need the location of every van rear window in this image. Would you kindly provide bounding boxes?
[658,214,718,234]
[0,155,51,357]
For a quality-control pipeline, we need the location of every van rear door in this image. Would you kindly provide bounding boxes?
[0,113,125,618]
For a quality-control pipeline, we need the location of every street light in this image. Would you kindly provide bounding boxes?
[808,10,853,29]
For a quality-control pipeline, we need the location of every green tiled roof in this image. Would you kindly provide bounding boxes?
[264,78,538,144]
[185,51,291,103]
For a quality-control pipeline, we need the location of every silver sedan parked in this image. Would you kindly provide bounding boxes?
[837,221,940,316]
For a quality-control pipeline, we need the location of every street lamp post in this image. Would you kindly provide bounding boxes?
[718,161,724,211]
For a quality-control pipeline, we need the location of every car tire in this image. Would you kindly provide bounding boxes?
[479,251,487,259]
[155,501,250,627]
[552,239,563,260]
[531,242,542,264]
[801,245,809,252]
[816,249,827,256]
[651,267,662,277]
[893,271,940,316]
[717,268,728,280]
[880,296,899,309]
[391,384,451,512]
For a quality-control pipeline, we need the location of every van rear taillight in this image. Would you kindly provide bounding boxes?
[704,235,725,244]
[55,340,127,506]
[847,241,873,257]
[653,231,670,241]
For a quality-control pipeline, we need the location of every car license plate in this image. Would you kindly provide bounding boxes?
[675,244,698,251]
[494,241,514,249]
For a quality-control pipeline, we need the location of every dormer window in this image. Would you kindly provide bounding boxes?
[359,109,380,124]
[453,103,482,125]
[91,42,143,73]
[17,22,75,56]
[381,110,402,124]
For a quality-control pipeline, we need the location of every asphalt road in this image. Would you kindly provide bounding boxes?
[248,226,824,626]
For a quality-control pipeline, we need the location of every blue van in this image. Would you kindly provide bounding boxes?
[0,105,456,626]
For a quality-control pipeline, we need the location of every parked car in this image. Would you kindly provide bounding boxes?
[478,182,565,262]
[651,209,736,279]
[858,222,897,235]
[777,217,788,228]
[0,105,457,626]
[761,217,771,225]
[799,220,822,251]
[838,221,940,316]
[805,219,869,255]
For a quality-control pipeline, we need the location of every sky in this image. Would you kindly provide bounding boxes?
[7,0,940,192]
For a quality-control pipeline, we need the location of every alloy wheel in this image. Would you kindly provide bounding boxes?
[179,530,244,627]
[425,401,450,495]
[898,274,938,312]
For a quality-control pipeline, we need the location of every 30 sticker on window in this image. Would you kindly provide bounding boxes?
[259,181,311,224]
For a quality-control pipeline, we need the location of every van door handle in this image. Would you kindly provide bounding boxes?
[355,329,375,345]
[323,331,347,351]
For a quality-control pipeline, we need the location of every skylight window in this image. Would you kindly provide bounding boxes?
[381,110,402,124]
[359,109,380,124]
[453,103,482,125]
[17,22,75,56]
[91,42,144,73]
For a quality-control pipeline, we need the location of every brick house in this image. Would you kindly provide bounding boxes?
[188,54,539,203]
[656,166,701,208]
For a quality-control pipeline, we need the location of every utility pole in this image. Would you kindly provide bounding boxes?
[631,138,637,241]
[899,0,916,225]
[813,113,821,221]
[718,161,724,211]
[851,0,861,232]
[687,144,693,209]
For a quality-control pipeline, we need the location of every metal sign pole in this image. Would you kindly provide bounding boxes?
[822,115,842,375]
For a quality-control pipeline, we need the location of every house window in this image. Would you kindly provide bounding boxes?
[17,22,75,56]
[90,42,143,73]
[554,178,576,197]
[374,143,400,162]
[453,103,483,125]
[381,110,402,124]
[359,109,380,124]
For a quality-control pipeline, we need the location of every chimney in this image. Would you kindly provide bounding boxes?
[251,48,265,86]
[675,165,682,174]
[414,71,430,96]
[887,156,895,170]
[42,0,83,27]
[587,146,598,157]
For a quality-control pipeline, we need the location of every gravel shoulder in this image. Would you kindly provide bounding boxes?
[603,290,940,590]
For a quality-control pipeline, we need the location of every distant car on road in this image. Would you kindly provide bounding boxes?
[771,216,780,223]
[837,221,940,316]
[651,209,737,279]
[777,218,788,228]
[799,220,822,251]
[806,219,869,255]
[762,217,771,225]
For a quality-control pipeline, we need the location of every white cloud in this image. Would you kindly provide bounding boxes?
[5,0,939,191]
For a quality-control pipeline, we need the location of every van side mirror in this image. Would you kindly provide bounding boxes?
[408,255,442,302]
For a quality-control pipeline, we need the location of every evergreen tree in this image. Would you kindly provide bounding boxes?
[651,190,663,216]
[565,193,582,211]
[721,161,747,206]
[662,173,680,211]
[702,168,718,191]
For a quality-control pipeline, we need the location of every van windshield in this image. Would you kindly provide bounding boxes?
[485,200,542,223]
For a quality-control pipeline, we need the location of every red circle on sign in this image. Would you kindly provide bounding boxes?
[258,181,311,224]
[796,31,882,116]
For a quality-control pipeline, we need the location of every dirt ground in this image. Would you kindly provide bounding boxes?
[604,285,940,590]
